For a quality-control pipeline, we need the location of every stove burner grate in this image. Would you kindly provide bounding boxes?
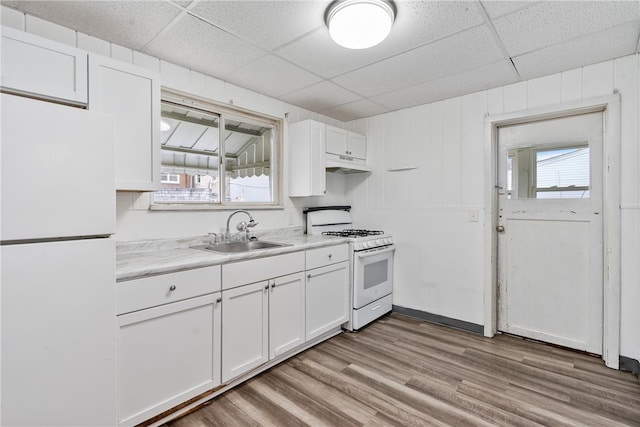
[322,229,384,238]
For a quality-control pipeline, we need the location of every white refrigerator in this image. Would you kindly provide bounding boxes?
[1,94,117,426]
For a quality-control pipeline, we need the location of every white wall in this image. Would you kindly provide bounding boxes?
[346,54,640,362]
[0,6,349,242]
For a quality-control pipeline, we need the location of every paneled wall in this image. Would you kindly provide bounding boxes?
[0,6,349,241]
[347,54,640,361]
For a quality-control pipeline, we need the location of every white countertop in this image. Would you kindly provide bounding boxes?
[116,233,349,282]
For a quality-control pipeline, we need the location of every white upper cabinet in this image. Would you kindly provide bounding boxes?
[1,26,88,104]
[289,119,326,197]
[88,55,161,191]
[326,125,366,160]
[347,131,367,160]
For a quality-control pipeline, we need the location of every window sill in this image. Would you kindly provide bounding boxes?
[149,203,284,211]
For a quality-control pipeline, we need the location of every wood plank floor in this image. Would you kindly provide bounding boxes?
[165,313,640,427]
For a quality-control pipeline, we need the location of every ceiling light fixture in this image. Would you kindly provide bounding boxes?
[160,120,171,132]
[325,0,396,50]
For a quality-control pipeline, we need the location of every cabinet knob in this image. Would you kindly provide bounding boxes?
[328,254,332,259]
[216,297,222,303]
[271,283,276,288]
[264,284,269,290]
[169,285,176,291]
[307,274,312,279]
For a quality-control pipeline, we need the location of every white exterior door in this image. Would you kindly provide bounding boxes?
[496,112,603,354]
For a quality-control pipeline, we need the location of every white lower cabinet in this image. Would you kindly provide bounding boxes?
[269,272,306,358]
[118,294,221,426]
[117,246,350,425]
[306,261,350,340]
[221,271,305,383]
[116,266,222,426]
[221,281,268,383]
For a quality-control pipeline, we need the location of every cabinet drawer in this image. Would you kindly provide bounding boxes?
[117,266,221,315]
[222,252,305,290]
[305,244,349,270]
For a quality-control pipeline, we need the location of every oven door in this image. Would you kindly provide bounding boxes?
[353,245,395,309]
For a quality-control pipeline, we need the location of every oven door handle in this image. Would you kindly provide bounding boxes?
[356,246,396,259]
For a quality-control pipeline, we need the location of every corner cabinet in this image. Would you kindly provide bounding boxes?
[1,26,88,105]
[88,55,161,191]
[288,119,326,197]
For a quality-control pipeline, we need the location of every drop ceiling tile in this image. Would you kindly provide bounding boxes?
[512,21,640,80]
[332,25,504,97]
[321,99,390,122]
[225,54,322,98]
[480,1,536,19]
[6,0,183,50]
[276,1,484,79]
[144,14,265,79]
[190,0,326,51]
[275,28,386,79]
[371,60,517,110]
[493,1,640,56]
[280,81,361,112]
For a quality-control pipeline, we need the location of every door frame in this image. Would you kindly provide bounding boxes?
[482,94,621,369]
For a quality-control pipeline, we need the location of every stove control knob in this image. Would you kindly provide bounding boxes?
[385,238,392,245]
[377,239,384,246]
[362,242,369,249]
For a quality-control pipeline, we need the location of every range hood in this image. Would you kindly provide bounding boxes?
[325,153,371,173]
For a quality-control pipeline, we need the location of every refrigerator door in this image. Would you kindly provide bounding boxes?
[1,238,117,426]
[0,94,115,242]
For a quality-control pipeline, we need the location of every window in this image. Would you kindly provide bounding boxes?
[161,173,180,184]
[152,91,281,208]
[507,143,589,199]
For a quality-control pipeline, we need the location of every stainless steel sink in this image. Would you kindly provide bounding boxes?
[194,240,290,254]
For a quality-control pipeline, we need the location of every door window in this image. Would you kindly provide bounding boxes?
[507,144,589,199]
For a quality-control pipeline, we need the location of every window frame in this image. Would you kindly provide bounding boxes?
[150,88,283,211]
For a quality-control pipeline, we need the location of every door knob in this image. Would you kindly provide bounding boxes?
[496,225,505,232]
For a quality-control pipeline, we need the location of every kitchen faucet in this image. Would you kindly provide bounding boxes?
[224,210,257,243]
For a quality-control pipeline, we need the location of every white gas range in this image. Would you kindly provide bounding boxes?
[305,207,395,331]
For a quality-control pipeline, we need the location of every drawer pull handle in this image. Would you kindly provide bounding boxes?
[216,297,222,303]
[169,285,176,291]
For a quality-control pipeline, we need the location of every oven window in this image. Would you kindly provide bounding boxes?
[364,260,388,289]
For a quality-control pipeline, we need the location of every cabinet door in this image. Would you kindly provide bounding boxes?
[347,132,367,160]
[289,120,326,197]
[117,294,220,427]
[1,26,87,104]
[88,55,160,191]
[306,261,350,340]
[325,125,348,156]
[269,272,305,358]
[221,281,269,383]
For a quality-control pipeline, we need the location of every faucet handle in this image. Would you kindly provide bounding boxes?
[247,219,258,228]
[208,232,219,245]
